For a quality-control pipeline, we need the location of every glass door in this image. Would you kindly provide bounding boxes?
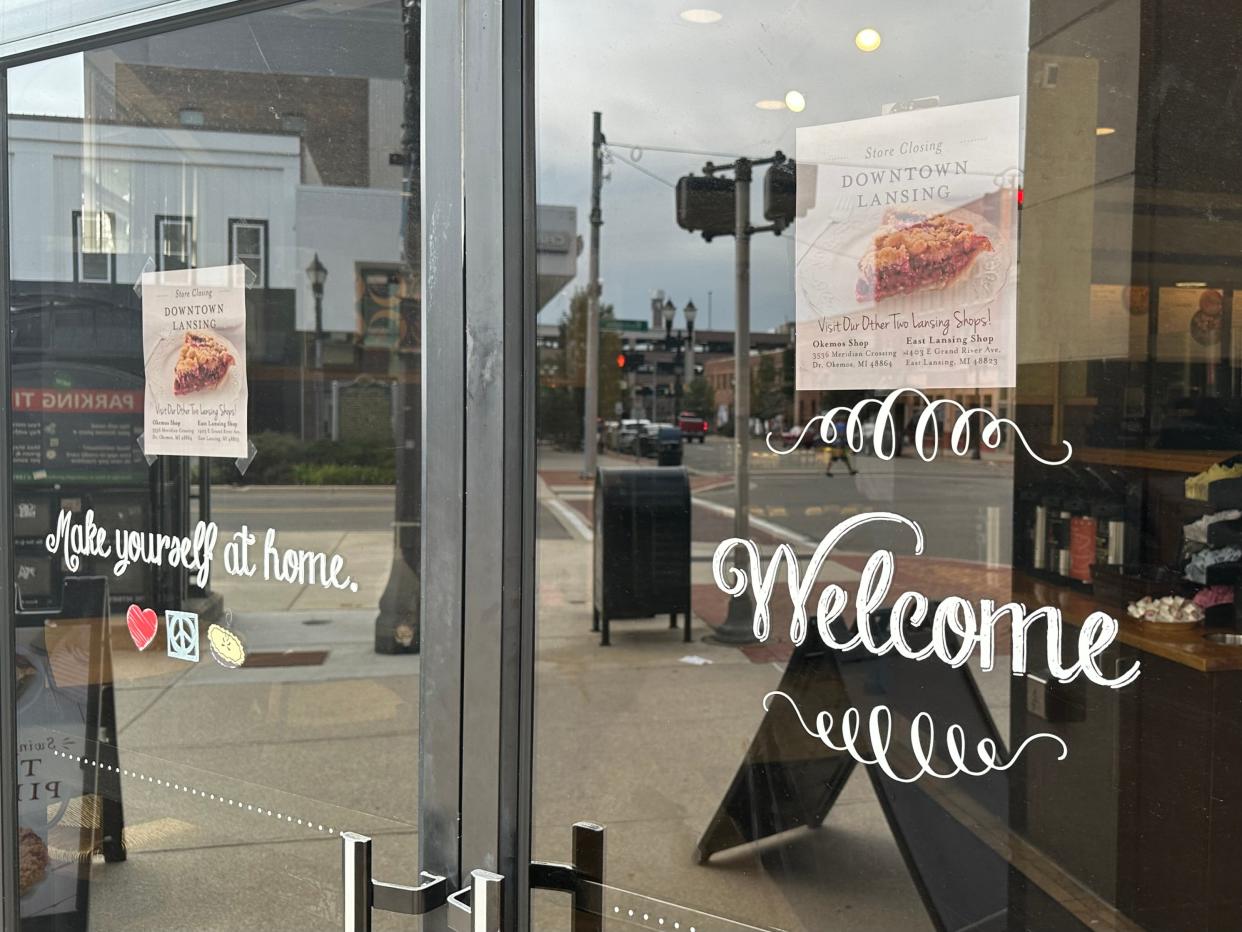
[4,2,434,928]
[528,1,1242,931]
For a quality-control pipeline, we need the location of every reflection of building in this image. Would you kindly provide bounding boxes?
[537,322,791,423]
[10,113,577,441]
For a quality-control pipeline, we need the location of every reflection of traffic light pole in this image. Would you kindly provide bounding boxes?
[677,152,792,644]
[581,111,604,478]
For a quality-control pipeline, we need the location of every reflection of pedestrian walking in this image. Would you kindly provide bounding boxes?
[824,416,858,477]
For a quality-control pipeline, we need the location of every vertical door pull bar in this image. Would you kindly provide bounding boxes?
[529,821,606,932]
[446,869,506,932]
[341,832,449,931]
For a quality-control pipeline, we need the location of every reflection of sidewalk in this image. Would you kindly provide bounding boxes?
[533,448,937,931]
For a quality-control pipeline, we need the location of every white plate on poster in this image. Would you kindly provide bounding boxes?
[797,208,1010,321]
[146,332,244,406]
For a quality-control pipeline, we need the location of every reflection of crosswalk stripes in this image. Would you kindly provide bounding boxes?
[746,503,861,519]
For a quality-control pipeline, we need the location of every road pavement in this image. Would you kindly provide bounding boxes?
[683,436,1014,564]
[211,485,395,533]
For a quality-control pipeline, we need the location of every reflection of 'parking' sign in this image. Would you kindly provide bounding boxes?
[165,611,200,663]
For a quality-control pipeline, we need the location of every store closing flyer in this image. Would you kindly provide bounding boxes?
[140,264,249,458]
[795,96,1020,391]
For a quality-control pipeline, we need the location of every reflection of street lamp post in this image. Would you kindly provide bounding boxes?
[661,298,675,422]
[306,253,328,368]
[683,299,697,390]
[305,253,328,440]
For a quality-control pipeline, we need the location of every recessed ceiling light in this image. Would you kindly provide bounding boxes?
[1096,126,1116,136]
[1176,281,1208,288]
[784,90,806,113]
[680,8,722,24]
[755,99,786,110]
[855,27,882,52]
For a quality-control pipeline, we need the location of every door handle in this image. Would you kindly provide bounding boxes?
[446,868,505,932]
[343,820,602,931]
[341,832,449,931]
[530,821,605,932]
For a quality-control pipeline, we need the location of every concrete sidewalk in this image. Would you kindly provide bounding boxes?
[531,447,936,931]
[73,451,1013,930]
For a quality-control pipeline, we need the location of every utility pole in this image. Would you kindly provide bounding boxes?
[581,111,604,478]
[674,150,788,642]
[732,159,752,550]
[700,153,788,645]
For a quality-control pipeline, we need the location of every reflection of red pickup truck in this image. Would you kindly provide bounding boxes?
[677,412,709,442]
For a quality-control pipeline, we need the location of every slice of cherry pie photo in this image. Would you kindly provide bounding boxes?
[856,211,994,303]
[172,330,236,396]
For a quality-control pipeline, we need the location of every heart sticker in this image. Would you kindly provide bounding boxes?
[126,604,159,651]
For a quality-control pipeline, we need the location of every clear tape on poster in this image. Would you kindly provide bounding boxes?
[235,439,259,476]
[132,257,257,296]
[134,432,158,467]
[135,431,258,476]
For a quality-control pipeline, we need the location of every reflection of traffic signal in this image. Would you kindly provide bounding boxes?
[676,175,736,240]
[764,159,817,225]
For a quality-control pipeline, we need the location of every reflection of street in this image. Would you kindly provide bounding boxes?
[210,486,396,613]
[94,482,418,930]
[533,448,970,931]
[213,486,395,533]
[683,435,1013,564]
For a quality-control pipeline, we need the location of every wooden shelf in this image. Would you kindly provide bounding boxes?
[1013,573,1242,673]
[1045,446,1235,473]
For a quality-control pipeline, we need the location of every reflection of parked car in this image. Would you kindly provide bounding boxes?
[637,422,665,457]
[677,411,709,443]
[779,423,823,450]
[616,419,648,453]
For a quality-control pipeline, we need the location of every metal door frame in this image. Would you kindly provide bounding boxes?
[0,0,537,928]
[436,0,538,923]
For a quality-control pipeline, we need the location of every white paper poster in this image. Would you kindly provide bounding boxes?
[140,264,248,458]
[795,97,1021,390]
[16,623,97,921]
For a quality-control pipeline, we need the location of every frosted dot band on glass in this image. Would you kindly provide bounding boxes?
[590,881,772,931]
[53,750,339,836]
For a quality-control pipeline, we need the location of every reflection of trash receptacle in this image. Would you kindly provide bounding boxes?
[656,426,683,466]
[593,467,691,646]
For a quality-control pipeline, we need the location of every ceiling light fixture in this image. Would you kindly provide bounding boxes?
[855,27,882,52]
[755,99,786,110]
[784,90,806,113]
[680,8,722,24]
[1176,281,1208,288]
[1096,126,1116,136]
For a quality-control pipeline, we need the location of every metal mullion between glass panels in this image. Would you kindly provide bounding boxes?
[0,66,18,932]
[459,0,536,926]
[460,0,508,889]
[420,0,468,926]
[509,0,538,923]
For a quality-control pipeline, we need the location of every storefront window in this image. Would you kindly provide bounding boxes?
[6,0,1242,929]
[6,1,422,927]
[533,1,1242,930]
